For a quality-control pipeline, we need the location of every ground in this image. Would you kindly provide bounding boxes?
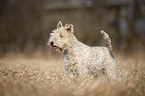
[0,53,144,96]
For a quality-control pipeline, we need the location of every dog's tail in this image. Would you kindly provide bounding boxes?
[101,30,112,51]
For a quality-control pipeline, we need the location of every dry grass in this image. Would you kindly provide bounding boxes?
[0,53,144,96]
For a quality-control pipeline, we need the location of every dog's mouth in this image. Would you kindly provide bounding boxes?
[49,41,65,53]
[52,45,64,53]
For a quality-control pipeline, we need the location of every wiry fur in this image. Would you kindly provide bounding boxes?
[48,21,121,80]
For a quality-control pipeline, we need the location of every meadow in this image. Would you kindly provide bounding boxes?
[0,53,144,96]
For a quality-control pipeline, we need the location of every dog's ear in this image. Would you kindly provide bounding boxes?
[57,21,62,28]
[65,24,74,33]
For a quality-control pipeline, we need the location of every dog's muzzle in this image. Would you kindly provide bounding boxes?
[48,41,64,53]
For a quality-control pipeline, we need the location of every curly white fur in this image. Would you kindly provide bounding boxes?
[48,21,121,80]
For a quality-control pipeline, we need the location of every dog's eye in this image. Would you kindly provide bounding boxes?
[60,34,63,38]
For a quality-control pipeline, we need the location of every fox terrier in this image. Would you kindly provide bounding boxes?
[48,21,121,80]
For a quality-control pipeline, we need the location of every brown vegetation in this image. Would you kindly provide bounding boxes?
[0,53,144,96]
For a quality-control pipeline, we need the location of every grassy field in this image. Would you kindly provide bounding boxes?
[0,53,144,96]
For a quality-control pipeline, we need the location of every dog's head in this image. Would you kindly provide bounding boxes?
[48,21,74,53]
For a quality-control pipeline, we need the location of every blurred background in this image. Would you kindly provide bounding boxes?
[0,0,145,57]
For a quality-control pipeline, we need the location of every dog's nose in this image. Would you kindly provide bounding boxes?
[51,41,54,46]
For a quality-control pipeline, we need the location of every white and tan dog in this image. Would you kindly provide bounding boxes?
[48,21,121,80]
